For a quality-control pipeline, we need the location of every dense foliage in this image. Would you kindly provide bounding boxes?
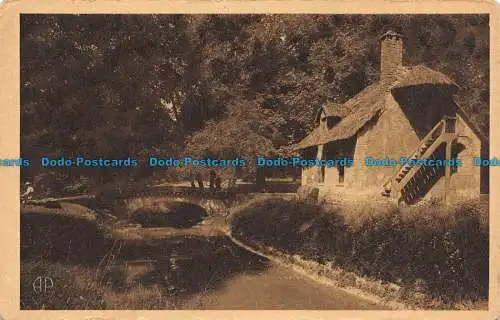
[21,14,489,189]
[231,198,489,305]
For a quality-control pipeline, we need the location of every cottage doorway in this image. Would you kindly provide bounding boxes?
[338,165,345,184]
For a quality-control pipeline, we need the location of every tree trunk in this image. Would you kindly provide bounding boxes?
[195,173,204,189]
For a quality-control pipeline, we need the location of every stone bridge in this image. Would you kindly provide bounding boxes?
[124,186,295,216]
[128,188,296,216]
[41,186,297,218]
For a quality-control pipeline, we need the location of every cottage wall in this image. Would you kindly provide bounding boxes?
[424,113,482,201]
[301,166,319,185]
[301,145,323,185]
[451,114,482,195]
[301,147,351,188]
[324,165,340,186]
[348,93,421,190]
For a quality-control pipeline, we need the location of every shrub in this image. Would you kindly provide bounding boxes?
[21,206,111,265]
[230,197,488,303]
[231,198,345,253]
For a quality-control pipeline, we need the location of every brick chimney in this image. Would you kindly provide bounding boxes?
[380,30,404,85]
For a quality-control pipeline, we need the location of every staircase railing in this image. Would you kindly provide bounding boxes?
[394,134,445,197]
[382,118,446,191]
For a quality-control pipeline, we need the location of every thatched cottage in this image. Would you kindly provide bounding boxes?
[293,31,487,204]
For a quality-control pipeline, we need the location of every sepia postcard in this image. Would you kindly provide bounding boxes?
[0,1,499,320]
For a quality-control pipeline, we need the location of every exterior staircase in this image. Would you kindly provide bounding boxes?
[382,116,458,204]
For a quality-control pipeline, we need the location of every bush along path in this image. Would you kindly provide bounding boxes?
[222,228,403,310]
[228,197,489,310]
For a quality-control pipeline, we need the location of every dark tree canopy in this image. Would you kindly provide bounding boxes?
[20,14,489,190]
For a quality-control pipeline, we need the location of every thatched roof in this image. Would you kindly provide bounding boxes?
[292,64,460,151]
[391,65,459,91]
[294,83,386,150]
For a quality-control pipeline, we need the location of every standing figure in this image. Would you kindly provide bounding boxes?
[195,172,204,189]
[21,181,34,204]
[214,175,222,191]
[209,170,216,191]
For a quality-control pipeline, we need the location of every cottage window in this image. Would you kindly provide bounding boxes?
[451,142,466,174]
[326,117,341,129]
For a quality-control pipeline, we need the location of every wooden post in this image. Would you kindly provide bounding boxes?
[393,187,401,203]
[444,139,452,205]
[316,144,324,183]
[316,144,324,159]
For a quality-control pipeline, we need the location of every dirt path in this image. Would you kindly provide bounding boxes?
[178,230,390,310]
[179,260,386,310]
